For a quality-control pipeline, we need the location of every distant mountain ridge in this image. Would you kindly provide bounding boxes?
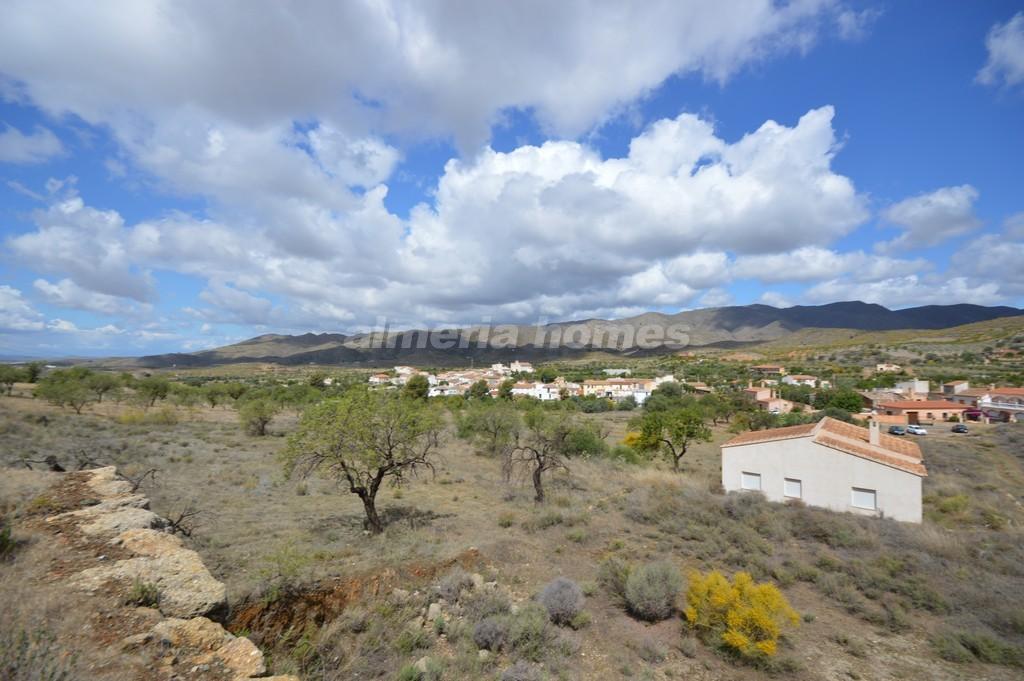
[123,301,1022,368]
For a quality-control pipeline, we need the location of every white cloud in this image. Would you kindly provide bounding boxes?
[7,192,154,302]
[879,184,981,250]
[0,123,63,163]
[308,125,401,188]
[33,278,147,316]
[733,247,926,283]
[0,286,45,331]
[1004,211,1024,239]
[978,12,1024,88]
[5,106,869,329]
[699,288,733,307]
[805,275,1004,308]
[836,8,882,42]
[0,0,846,150]
[759,291,793,308]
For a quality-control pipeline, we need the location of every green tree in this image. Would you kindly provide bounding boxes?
[403,373,430,400]
[467,379,491,400]
[202,383,227,408]
[457,401,520,456]
[136,376,171,408]
[506,409,605,502]
[283,390,443,533]
[239,398,281,436]
[36,375,92,414]
[84,372,121,402]
[0,365,24,396]
[498,378,516,400]
[631,407,711,471]
[24,361,44,383]
[537,367,558,383]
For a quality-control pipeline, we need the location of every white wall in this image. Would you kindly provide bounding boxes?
[721,437,922,523]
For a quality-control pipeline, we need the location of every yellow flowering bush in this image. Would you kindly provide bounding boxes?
[684,570,799,659]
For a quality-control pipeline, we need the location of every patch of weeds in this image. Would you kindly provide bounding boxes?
[124,577,160,607]
[394,627,433,654]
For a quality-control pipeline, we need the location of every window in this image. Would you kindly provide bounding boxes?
[741,472,761,491]
[851,487,877,510]
[784,478,802,499]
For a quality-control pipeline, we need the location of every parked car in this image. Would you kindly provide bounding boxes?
[888,425,906,436]
[906,425,927,435]
[952,424,969,433]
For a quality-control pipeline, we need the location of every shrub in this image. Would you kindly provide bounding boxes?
[624,561,682,622]
[507,603,551,661]
[435,567,475,603]
[598,555,632,603]
[473,616,509,651]
[932,629,1024,666]
[684,570,799,660]
[500,660,543,681]
[539,577,584,626]
[462,589,512,622]
[394,627,432,654]
[124,577,160,607]
[0,520,15,560]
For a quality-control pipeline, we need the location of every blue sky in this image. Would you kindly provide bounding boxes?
[1,1,1023,357]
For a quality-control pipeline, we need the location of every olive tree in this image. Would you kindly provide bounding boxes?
[0,365,24,396]
[84,372,121,402]
[457,400,520,456]
[631,406,711,471]
[283,389,443,534]
[239,398,280,436]
[506,408,606,503]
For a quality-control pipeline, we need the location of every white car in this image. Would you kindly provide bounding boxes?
[906,425,927,435]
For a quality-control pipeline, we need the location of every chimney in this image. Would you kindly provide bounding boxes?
[869,414,880,446]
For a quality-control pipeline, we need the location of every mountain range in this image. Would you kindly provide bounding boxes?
[116,301,1023,369]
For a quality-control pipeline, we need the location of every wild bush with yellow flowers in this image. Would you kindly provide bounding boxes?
[683,570,799,660]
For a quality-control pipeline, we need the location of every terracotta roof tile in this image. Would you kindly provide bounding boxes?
[877,400,968,410]
[722,417,926,477]
[721,422,817,447]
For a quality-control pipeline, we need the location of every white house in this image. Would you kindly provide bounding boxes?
[781,374,819,387]
[509,361,534,373]
[721,417,927,523]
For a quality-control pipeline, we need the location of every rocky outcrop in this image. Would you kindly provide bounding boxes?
[45,466,298,681]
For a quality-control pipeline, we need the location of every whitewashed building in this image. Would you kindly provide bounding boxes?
[721,417,927,523]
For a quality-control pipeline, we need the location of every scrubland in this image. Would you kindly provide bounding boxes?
[2,391,1024,680]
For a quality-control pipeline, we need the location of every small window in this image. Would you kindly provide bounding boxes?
[851,487,877,510]
[784,478,802,499]
[741,472,761,491]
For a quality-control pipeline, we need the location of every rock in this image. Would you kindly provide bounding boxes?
[151,617,229,650]
[469,573,485,589]
[392,588,410,601]
[478,649,491,661]
[414,656,432,673]
[214,636,266,678]
[120,632,152,651]
[426,602,442,622]
[74,529,226,618]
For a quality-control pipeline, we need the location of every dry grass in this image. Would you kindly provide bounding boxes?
[2,395,1024,679]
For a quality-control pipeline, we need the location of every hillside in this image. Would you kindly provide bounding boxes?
[113,302,1022,368]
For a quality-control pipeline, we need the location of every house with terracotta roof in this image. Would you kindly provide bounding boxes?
[721,417,926,523]
[750,364,786,377]
[877,400,968,424]
[781,374,823,387]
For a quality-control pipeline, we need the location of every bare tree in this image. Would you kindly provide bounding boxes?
[505,409,606,503]
[166,501,202,537]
